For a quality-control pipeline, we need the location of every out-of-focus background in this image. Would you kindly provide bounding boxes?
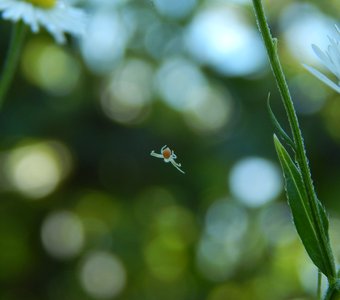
[0,0,339,299]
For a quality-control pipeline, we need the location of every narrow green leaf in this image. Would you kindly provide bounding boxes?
[274,135,332,277]
[317,197,329,235]
[324,280,340,300]
[267,94,296,151]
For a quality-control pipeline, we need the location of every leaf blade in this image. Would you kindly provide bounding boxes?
[274,134,331,277]
[267,94,295,151]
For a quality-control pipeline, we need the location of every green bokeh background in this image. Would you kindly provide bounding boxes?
[0,0,340,299]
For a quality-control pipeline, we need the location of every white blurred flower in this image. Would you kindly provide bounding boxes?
[0,0,87,44]
[303,25,340,93]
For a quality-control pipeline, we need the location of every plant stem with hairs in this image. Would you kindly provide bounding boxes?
[251,0,339,297]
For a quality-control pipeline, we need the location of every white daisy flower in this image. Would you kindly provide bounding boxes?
[0,0,87,44]
[303,25,340,94]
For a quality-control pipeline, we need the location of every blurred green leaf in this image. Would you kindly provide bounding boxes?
[267,95,295,152]
[274,134,332,278]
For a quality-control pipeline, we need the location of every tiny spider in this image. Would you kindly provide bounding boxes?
[150,145,185,174]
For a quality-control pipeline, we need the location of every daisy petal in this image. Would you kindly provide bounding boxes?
[303,64,340,93]
[0,0,87,44]
[305,25,340,94]
[328,38,340,78]
[311,44,335,74]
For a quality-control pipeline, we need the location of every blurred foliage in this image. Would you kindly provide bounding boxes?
[0,0,340,299]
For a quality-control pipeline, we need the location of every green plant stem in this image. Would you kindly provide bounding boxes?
[318,270,322,300]
[0,22,26,108]
[251,0,336,282]
[324,280,340,300]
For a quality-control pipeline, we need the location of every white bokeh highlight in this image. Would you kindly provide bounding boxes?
[280,3,337,64]
[80,251,127,299]
[156,57,207,111]
[101,58,153,124]
[197,200,249,281]
[41,211,84,259]
[229,157,282,207]
[154,0,197,19]
[185,7,267,76]
[81,11,130,74]
[5,141,71,199]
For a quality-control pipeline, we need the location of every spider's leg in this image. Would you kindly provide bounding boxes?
[171,151,177,159]
[161,145,167,151]
[150,151,163,158]
[170,160,185,174]
[171,159,181,167]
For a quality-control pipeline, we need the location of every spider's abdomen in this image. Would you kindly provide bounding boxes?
[162,148,172,159]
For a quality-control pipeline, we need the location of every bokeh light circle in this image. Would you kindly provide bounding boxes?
[205,200,248,243]
[154,0,197,19]
[101,58,153,124]
[196,200,249,281]
[280,3,337,64]
[81,11,130,74]
[41,211,84,259]
[5,141,72,199]
[22,39,81,96]
[143,236,188,282]
[156,57,207,111]
[185,6,267,76]
[229,157,282,207]
[183,85,233,134]
[258,203,295,246]
[80,251,127,299]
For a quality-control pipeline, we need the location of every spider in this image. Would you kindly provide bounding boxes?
[150,145,185,174]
